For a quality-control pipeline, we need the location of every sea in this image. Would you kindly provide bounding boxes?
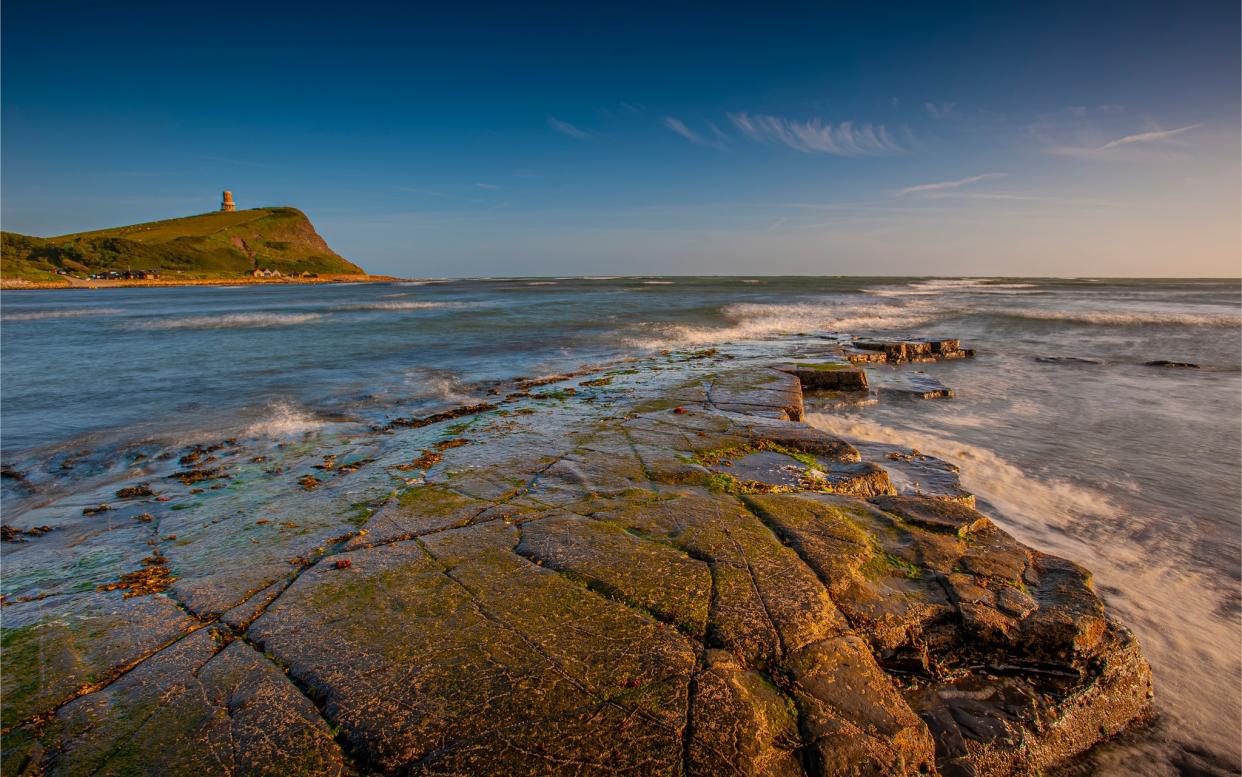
[2,276,1239,775]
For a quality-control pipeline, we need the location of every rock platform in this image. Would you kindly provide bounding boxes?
[0,350,1152,776]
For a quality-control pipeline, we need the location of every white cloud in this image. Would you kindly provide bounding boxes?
[1095,124,1200,151]
[475,182,499,190]
[547,115,589,139]
[1047,123,1201,157]
[726,112,903,156]
[898,173,1005,196]
[925,102,958,119]
[664,116,726,149]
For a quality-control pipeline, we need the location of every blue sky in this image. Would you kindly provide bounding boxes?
[3,1,1238,276]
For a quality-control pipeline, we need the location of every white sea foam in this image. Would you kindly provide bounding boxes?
[989,308,1241,327]
[642,280,675,285]
[3,307,124,321]
[243,401,326,437]
[865,279,1040,297]
[624,301,932,349]
[805,411,1242,763]
[526,281,558,286]
[403,370,478,405]
[337,301,473,312]
[129,312,324,330]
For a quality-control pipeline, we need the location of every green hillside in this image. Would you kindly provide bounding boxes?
[1,207,365,283]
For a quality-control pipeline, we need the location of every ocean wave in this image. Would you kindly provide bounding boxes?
[3,307,125,321]
[987,308,1241,327]
[337,301,473,312]
[804,411,1242,763]
[865,279,1041,297]
[526,281,558,286]
[624,301,932,349]
[243,401,326,437]
[642,280,675,285]
[128,312,324,330]
[403,369,479,405]
[804,412,1122,540]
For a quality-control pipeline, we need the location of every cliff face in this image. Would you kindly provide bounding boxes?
[1,207,365,282]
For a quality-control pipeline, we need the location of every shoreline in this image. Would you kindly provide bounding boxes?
[0,337,1154,775]
[0,273,405,291]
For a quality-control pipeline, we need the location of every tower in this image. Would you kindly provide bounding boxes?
[221,191,235,212]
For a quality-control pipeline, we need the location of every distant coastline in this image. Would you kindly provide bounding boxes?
[1,202,374,288]
[0,273,404,291]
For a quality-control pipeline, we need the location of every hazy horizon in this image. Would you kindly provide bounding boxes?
[3,0,1238,278]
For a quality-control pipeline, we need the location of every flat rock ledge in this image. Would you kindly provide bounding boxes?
[1,359,1152,776]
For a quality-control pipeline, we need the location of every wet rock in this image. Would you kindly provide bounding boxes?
[387,401,497,430]
[1,591,194,731]
[856,443,974,505]
[872,372,955,400]
[517,513,712,636]
[1034,356,1104,365]
[688,650,803,776]
[854,339,974,363]
[169,466,230,485]
[1,525,52,543]
[3,361,1151,776]
[1144,360,1200,369]
[51,630,352,776]
[776,362,870,391]
[115,483,155,499]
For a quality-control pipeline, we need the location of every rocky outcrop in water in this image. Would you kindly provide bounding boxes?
[0,351,1151,776]
[849,339,975,364]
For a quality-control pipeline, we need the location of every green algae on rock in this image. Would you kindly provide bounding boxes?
[0,352,1152,776]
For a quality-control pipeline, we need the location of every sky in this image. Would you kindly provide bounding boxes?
[3,0,1239,277]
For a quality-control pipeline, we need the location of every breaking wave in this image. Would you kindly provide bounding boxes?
[337,301,475,312]
[624,301,933,349]
[804,411,1242,768]
[3,307,124,321]
[129,312,324,330]
[986,308,1242,327]
[243,401,326,437]
[866,279,1041,297]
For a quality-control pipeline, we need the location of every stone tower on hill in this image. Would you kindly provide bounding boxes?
[220,191,235,212]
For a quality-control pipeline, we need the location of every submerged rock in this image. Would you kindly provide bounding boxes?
[1144,360,1200,369]
[1034,356,1105,365]
[871,371,956,400]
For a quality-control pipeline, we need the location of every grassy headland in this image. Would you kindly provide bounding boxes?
[1,208,378,288]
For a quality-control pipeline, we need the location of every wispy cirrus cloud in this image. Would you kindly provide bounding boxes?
[898,172,1006,196]
[547,115,589,139]
[475,182,499,190]
[1095,124,1200,151]
[663,116,727,149]
[1047,123,1201,158]
[925,102,958,119]
[726,112,903,156]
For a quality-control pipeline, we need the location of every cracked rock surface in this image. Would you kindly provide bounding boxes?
[1,352,1152,775]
